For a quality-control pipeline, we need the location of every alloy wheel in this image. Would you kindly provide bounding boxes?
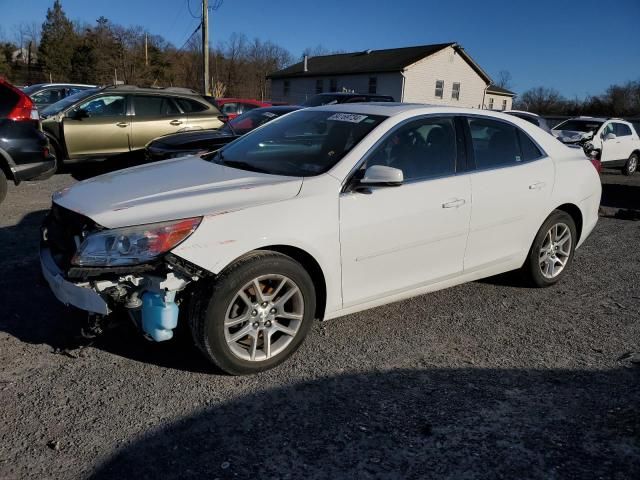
[539,223,572,279]
[224,274,304,362]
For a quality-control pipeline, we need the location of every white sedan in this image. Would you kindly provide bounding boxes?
[40,104,601,374]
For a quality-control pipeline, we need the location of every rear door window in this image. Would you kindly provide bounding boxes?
[614,123,632,137]
[133,95,180,117]
[467,117,542,169]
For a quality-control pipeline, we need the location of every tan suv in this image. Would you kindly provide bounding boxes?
[40,85,224,164]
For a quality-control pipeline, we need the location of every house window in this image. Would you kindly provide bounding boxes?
[435,80,444,99]
[329,78,337,92]
[488,98,494,110]
[283,80,290,97]
[502,99,507,110]
[368,76,377,94]
[452,82,460,100]
[315,79,323,94]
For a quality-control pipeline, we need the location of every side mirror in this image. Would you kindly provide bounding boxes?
[68,108,89,120]
[604,132,616,141]
[360,165,404,187]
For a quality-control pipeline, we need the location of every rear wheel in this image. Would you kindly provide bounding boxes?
[0,169,7,204]
[522,210,577,287]
[190,251,316,375]
[622,153,638,176]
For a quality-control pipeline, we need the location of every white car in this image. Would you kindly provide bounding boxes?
[40,104,601,374]
[552,117,640,175]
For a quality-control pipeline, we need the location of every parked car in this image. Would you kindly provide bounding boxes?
[22,83,96,109]
[504,110,551,133]
[40,85,224,165]
[215,98,271,120]
[552,117,640,175]
[303,92,394,106]
[0,78,56,204]
[40,104,600,374]
[146,105,301,161]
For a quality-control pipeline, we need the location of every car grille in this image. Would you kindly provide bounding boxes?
[43,203,97,271]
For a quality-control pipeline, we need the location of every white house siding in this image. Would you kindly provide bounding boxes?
[402,45,487,108]
[270,72,403,104]
[484,93,513,111]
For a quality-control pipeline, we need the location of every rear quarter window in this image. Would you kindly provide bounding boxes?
[176,97,211,113]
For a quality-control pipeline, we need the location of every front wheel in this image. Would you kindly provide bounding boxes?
[521,210,577,287]
[622,153,638,176]
[190,251,316,375]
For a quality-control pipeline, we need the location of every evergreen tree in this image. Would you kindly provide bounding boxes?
[38,0,76,81]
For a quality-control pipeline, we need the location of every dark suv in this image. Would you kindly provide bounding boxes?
[0,78,56,204]
[40,85,224,164]
[303,92,394,107]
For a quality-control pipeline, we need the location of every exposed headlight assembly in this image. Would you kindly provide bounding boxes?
[72,217,202,267]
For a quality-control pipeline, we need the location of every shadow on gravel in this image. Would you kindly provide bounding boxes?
[58,151,149,181]
[601,179,640,214]
[91,367,640,480]
[0,210,212,373]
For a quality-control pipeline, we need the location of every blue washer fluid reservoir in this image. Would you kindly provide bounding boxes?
[141,291,179,342]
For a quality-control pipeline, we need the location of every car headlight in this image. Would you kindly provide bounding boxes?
[72,217,202,267]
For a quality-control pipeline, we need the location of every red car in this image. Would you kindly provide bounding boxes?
[215,98,271,120]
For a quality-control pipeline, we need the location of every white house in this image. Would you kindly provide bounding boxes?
[267,42,514,109]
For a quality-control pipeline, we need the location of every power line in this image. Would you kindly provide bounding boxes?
[175,22,202,53]
[187,0,201,19]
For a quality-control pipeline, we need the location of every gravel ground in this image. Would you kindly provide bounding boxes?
[0,166,639,480]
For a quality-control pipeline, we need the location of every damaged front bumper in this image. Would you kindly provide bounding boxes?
[40,246,203,341]
[40,246,111,315]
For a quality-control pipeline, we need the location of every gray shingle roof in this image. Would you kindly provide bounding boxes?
[268,43,457,79]
[486,84,515,96]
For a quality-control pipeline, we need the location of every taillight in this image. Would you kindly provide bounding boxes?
[590,158,602,173]
[8,94,39,122]
[43,146,50,158]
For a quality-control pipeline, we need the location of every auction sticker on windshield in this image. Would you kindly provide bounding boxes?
[327,113,368,123]
[262,112,277,118]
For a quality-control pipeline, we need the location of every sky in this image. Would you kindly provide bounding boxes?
[1,0,639,98]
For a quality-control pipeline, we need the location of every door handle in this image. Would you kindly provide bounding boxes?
[170,120,183,126]
[442,198,466,208]
[528,181,546,190]
[116,122,128,128]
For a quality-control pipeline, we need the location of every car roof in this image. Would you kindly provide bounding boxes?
[563,116,608,122]
[217,98,268,103]
[504,110,540,117]
[314,92,392,97]
[27,83,96,88]
[310,102,524,119]
[252,105,301,113]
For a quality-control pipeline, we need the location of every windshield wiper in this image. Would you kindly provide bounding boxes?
[214,152,270,174]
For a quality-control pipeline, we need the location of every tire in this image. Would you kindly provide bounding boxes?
[0,169,8,205]
[622,153,638,176]
[521,210,577,288]
[190,250,316,375]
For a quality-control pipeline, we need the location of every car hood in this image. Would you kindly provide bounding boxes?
[53,156,303,228]
[551,129,593,143]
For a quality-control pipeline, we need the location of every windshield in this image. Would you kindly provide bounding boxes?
[554,119,603,133]
[40,88,100,117]
[22,84,43,95]
[227,109,290,135]
[209,110,386,176]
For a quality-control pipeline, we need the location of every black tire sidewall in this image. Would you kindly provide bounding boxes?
[200,252,316,375]
[623,154,638,176]
[0,169,7,205]
[525,210,577,287]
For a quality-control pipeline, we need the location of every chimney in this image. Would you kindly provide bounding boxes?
[303,55,308,72]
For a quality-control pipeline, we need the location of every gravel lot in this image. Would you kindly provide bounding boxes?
[1,165,639,479]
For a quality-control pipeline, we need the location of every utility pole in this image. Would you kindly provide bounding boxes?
[144,33,148,67]
[202,0,209,95]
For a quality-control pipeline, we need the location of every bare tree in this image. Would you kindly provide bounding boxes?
[495,70,512,89]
